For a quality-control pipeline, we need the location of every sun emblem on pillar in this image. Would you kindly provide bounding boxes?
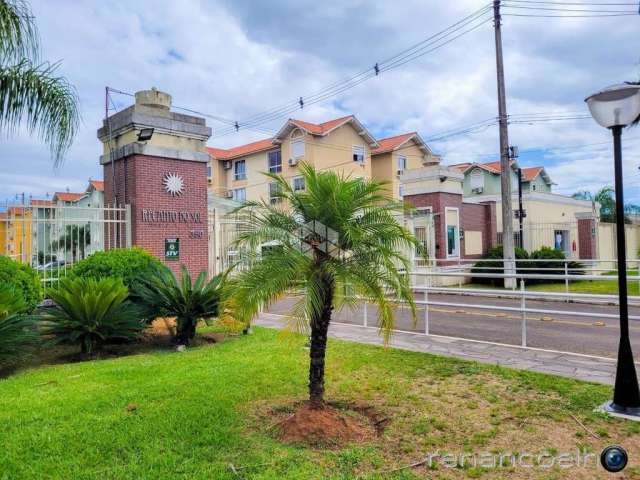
[163,173,184,197]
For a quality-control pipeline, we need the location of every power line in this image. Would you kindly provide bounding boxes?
[503,3,639,13]
[503,0,639,5]
[211,5,495,138]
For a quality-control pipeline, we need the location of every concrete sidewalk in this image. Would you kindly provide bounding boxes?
[256,313,626,385]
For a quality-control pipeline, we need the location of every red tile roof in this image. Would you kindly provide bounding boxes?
[54,192,84,202]
[31,199,54,206]
[207,138,275,160]
[89,180,104,192]
[208,115,379,161]
[451,162,549,183]
[289,115,354,135]
[451,160,514,174]
[372,132,417,155]
[521,167,543,182]
[0,212,6,219]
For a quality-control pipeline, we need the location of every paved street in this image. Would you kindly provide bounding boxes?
[256,313,623,385]
[266,292,640,358]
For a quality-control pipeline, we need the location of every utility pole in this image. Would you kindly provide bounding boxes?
[493,0,516,288]
[517,166,524,249]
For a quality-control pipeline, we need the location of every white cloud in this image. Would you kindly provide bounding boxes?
[0,0,639,201]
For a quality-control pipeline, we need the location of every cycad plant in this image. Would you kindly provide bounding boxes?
[135,265,225,345]
[41,277,144,356]
[0,0,79,165]
[0,285,36,361]
[226,163,420,408]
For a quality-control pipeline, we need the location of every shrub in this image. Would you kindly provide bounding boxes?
[472,245,583,285]
[134,265,225,345]
[0,256,41,312]
[70,247,163,290]
[41,277,144,356]
[471,246,529,286]
[0,286,37,362]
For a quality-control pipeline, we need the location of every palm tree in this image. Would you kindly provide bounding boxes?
[226,164,420,408]
[134,265,225,345]
[572,187,638,224]
[1,0,79,165]
[50,224,90,263]
[0,284,36,361]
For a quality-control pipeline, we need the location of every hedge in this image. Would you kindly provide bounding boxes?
[70,247,164,290]
[0,256,42,312]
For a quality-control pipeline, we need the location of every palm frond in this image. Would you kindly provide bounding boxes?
[0,0,38,63]
[0,59,79,166]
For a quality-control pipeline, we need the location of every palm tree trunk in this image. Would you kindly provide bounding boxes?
[308,271,334,409]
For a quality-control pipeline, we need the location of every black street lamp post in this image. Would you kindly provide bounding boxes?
[586,84,640,417]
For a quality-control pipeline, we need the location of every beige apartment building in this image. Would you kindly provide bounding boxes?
[206,115,439,203]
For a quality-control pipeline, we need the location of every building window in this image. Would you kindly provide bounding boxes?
[445,207,460,258]
[291,139,305,159]
[352,145,365,163]
[268,150,282,173]
[232,188,246,203]
[234,160,246,181]
[399,185,404,198]
[207,165,213,178]
[470,169,484,191]
[532,184,536,191]
[293,176,305,192]
[269,182,282,204]
[397,155,407,173]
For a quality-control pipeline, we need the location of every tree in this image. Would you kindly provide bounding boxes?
[50,224,90,262]
[572,187,638,224]
[134,265,225,345]
[226,164,420,408]
[0,0,79,165]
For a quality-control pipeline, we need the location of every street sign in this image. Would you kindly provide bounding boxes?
[514,210,527,219]
[165,238,179,260]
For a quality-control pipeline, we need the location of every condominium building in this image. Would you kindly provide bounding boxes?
[206,115,440,203]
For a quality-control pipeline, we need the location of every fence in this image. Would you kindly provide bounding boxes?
[1,202,131,288]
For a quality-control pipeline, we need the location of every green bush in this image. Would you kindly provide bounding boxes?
[41,277,144,356]
[472,245,583,285]
[134,265,225,345]
[0,285,37,362]
[70,247,163,290]
[0,256,42,312]
[471,246,529,286]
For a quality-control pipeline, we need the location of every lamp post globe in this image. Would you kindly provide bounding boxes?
[585,83,640,418]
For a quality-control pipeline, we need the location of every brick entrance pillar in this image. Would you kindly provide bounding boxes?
[576,212,598,260]
[98,88,212,278]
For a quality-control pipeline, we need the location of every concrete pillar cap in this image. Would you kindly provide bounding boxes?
[135,88,172,110]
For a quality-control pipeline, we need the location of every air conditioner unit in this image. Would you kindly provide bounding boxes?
[289,157,299,166]
[396,169,404,177]
[222,160,232,170]
[225,191,234,199]
[472,187,484,194]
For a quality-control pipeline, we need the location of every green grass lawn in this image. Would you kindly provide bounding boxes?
[1,328,638,479]
[465,271,640,296]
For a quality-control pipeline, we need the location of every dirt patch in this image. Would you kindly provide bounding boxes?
[198,332,226,344]
[273,401,382,447]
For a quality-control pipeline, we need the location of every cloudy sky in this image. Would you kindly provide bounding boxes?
[1,0,639,203]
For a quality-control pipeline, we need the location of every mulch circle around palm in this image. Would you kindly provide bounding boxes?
[270,401,389,448]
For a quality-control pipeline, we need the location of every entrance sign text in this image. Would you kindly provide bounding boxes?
[142,210,202,223]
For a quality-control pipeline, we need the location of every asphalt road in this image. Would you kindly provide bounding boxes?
[265,292,640,358]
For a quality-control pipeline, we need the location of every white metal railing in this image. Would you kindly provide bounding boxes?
[1,202,131,290]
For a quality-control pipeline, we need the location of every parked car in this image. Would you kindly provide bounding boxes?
[36,260,66,272]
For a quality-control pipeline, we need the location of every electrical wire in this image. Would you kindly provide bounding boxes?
[211,5,494,137]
